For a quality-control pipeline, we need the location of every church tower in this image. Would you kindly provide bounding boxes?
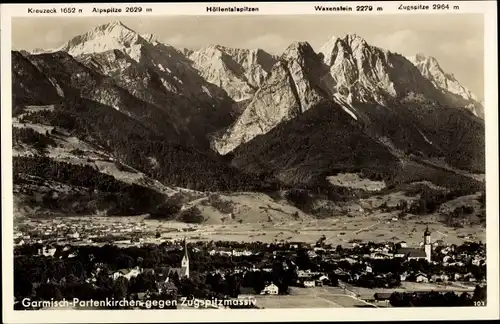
[424,226,432,262]
[181,238,190,278]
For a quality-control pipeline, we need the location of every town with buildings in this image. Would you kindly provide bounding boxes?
[14,218,487,309]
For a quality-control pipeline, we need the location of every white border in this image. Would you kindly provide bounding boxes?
[0,1,495,15]
[1,2,499,323]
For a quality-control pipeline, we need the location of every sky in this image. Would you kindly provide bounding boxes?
[11,15,484,99]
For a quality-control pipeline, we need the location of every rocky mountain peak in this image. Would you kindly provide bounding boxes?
[282,41,316,60]
[98,20,129,31]
[188,44,277,102]
[342,34,368,50]
[57,21,145,57]
[407,53,481,113]
[140,33,160,44]
[408,53,442,74]
[212,41,329,155]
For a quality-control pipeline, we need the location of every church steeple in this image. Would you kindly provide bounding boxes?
[423,226,432,262]
[181,238,190,278]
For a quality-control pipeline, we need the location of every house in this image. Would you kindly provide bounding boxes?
[40,246,57,257]
[394,248,427,261]
[112,266,142,280]
[288,242,302,249]
[112,269,131,280]
[416,273,429,283]
[343,257,358,264]
[297,270,312,278]
[260,283,279,295]
[303,280,315,288]
[317,275,329,282]
[232,249,252,257]
[400,273,408,282]
[398,241,408,248]
[371,252,389,260]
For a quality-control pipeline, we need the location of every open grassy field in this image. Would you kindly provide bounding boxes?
[254,287,376,308]
[254,295,342,308]
[18,210,485,247]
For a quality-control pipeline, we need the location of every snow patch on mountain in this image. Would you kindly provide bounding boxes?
[333,93,358,120]
[48,77,65,97]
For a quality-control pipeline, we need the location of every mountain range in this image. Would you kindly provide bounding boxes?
[11,21,485,221]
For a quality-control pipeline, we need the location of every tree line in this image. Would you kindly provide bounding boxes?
[14,156,166,216]
[19,100,279,192]
[13,127,57,150]
[389,285,486,307]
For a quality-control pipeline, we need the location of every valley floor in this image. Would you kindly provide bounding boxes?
[15,213,485,248]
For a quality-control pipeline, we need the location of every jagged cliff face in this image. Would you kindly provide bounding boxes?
[58,21,227,102]
[212,42,329,155]
[211,34,484,155]
[17,21,484,168]
[407,53,484,118]
[46,21,242,147]
[318,35,449,106]
[408,53,478,101]
[319,35,397,105]
[59,21,147,58]
[188,45,277,101]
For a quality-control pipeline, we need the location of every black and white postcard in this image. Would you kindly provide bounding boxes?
[1,2,498,323]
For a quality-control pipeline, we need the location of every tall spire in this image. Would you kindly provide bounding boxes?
[183,237,188,259]
[181,237,190,278]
